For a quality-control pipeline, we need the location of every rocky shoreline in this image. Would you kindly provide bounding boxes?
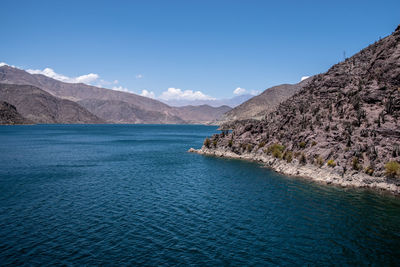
[188,147,400,195]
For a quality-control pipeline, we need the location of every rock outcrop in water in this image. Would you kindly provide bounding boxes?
[191,25,400,194]
[0,101,31,125]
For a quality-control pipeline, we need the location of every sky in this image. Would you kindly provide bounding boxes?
[1,0,399,101]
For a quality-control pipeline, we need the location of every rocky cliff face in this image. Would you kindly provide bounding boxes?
[0,101,31,125]
[201,26,400,181]
[0,83,103,124]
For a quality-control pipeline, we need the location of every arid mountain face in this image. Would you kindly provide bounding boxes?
[0,101,31,125]
[171,105,232,124]
[77,98,185,124]
[0,66,230,124]
[0,83,103,124]
[219,78,311,126]
[206,26,400,177]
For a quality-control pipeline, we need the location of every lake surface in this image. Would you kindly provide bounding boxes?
[0,124,399,265]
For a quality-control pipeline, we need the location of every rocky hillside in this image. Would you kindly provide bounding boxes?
[0,101,31,125]
[201,25,400,181]
[171,105,232,124]
[78,98,185,124]
[0,66,229,124]
[219,78,311,126]
[0,83,103,124]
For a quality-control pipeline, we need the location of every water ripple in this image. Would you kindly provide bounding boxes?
[0,124,399,265]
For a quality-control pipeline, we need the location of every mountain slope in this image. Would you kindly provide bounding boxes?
[0,83,103,124]
[219,78,311,125]
[200,25,400,181]
[0,101,31,125]
[78,98,185,124]
[171,105,232,124]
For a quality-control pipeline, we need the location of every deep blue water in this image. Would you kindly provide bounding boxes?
[0,124,400,266]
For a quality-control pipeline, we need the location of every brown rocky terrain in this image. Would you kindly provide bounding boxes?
[0,83,103,124]
[0,101,31,125]
[192,25,400,193]
[218,78,311,126]
[0,66,231,124]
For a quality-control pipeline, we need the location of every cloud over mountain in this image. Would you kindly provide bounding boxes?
[26,67,99,84]
[159,88,215,101]
[140,89,155,99]
[233,87,259,96]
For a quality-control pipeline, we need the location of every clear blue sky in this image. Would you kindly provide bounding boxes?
[1,0,399,99]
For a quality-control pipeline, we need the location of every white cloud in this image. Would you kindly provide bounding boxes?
[112,86,130,92]
[3,63,138,94]
[250,89,260,96]
[0,62,16,68]
[159,88,215,101]
[97,79,112,86]
[233,87,259,96]
[136,74,143,79]
[233,87,247,95]
[74,73,99,83]
[26,67,99,84]
[301,76,310,81]
[140,89,155,99]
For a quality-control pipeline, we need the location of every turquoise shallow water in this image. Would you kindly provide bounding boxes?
[0,124,399,265]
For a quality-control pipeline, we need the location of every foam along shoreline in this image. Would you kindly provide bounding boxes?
[188,147,400,195]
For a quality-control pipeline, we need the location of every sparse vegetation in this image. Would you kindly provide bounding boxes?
[352,157,361,171]
[299,142,306,149]
[258,141,266,148]
[247,144,253,153]
[228,139,233,147]
[204,138,211,148]
[213,139,217,147]
[385,161,400,178]
[316,156,324,167]
[268,143,285,159]
[327,159,336,168]
[365,166,374,176]
[284,151,293,163]
[312,141,317,146]
[299,153,307,165]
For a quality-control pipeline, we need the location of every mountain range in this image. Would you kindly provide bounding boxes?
[161,94,254,108]
[0,66,234,124]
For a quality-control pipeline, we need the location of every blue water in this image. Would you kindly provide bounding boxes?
[0,124,399,265]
